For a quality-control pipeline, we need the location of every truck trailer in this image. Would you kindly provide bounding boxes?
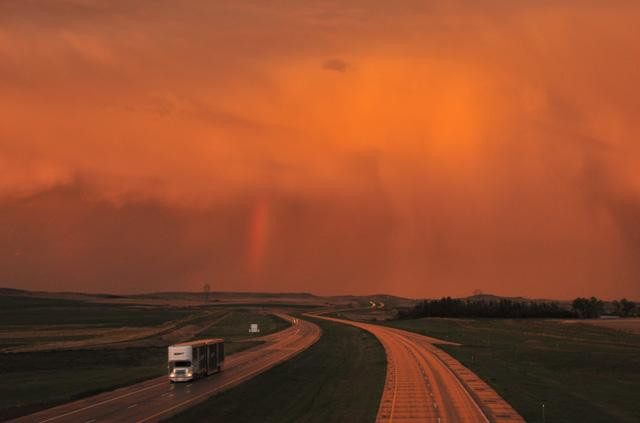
[168,338,224,382]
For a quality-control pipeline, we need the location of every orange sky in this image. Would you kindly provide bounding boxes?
[1,1,639,299]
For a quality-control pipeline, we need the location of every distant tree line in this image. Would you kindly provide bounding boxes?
[399,296,638,319]
[572,297,637,318]
[612,298,637,317]
[398,297,573,319]
[571,297,603,318]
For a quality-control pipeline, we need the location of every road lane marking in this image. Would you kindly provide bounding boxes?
[396,332,490,423]
[140,341,311,421]
[127,404,138,409]
[32,315,318,423]
[38,381,167,423]
[37,325,298,422]
[136,321,321,423]
[417,339,490,423]
[313,314,491,423]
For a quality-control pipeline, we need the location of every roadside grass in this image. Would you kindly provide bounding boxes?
[0,299,288,421]
[374,317,640,423]
[202,303,321,309]
[0,339,265,421]
[0,347,166,421]
[0,309,219,352]
[0,295,190,328]
[0,334,266,421]
[168,317,386,423]
[196,310,290,340]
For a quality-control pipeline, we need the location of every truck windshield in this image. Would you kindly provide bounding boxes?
[171,361,191,368]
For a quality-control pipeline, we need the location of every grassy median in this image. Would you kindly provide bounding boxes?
[376,317,640,423]
[169,317,386,423]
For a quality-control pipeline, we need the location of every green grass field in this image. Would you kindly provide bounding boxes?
[0,347,166,420]
[196,310,290,340]
[168,316,386,423]
[0,294,292,421]
[0,295,190,328]
[0,341,263,421]
[376,317,640,423]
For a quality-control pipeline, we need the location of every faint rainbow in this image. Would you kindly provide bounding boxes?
[247,199,269,276]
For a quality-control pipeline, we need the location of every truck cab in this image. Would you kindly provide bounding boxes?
[168,339,224,382]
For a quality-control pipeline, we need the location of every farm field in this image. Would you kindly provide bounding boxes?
[365,316,640,423]
[0,293,290,421]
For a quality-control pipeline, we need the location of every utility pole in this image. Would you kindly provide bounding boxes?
[203,283,211,302]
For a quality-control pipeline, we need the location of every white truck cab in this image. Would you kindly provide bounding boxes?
[168,338,224,382]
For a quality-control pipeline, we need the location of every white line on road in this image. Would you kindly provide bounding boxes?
[136,323,320,422]
[38,381,166,423]
[35,314,315,423]
[127,404,138,409]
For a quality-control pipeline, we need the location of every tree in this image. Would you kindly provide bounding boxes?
[572,297,589,318]
[612,300,622,316]
[620,298,636,317]
[587,296,604,318]
[572,297,603,318]
[399,297,574,319]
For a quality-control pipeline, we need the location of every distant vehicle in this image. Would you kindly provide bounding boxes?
[168,338,224,382]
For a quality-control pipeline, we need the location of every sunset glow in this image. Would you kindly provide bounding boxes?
[1,1,639,299]
[248,200,269,277]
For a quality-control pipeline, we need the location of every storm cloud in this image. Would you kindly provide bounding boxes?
[1,0,639,298]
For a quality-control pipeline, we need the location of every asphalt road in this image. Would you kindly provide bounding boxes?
[313,315,525,423]
[11,314,320,423]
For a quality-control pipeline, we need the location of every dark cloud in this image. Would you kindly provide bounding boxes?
[0,178,394,294]
[322,58,350,73]
[1,0,639,299]
[579,152,640,291]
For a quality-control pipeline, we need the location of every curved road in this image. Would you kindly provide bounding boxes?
[313,315,524,423]
[12,314,320,423]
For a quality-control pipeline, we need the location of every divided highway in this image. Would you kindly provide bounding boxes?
[12,311,524,423]
[314,315,525,423]
[11,314,320,423]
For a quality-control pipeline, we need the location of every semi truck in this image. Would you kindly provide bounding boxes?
[168,338,225,382]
